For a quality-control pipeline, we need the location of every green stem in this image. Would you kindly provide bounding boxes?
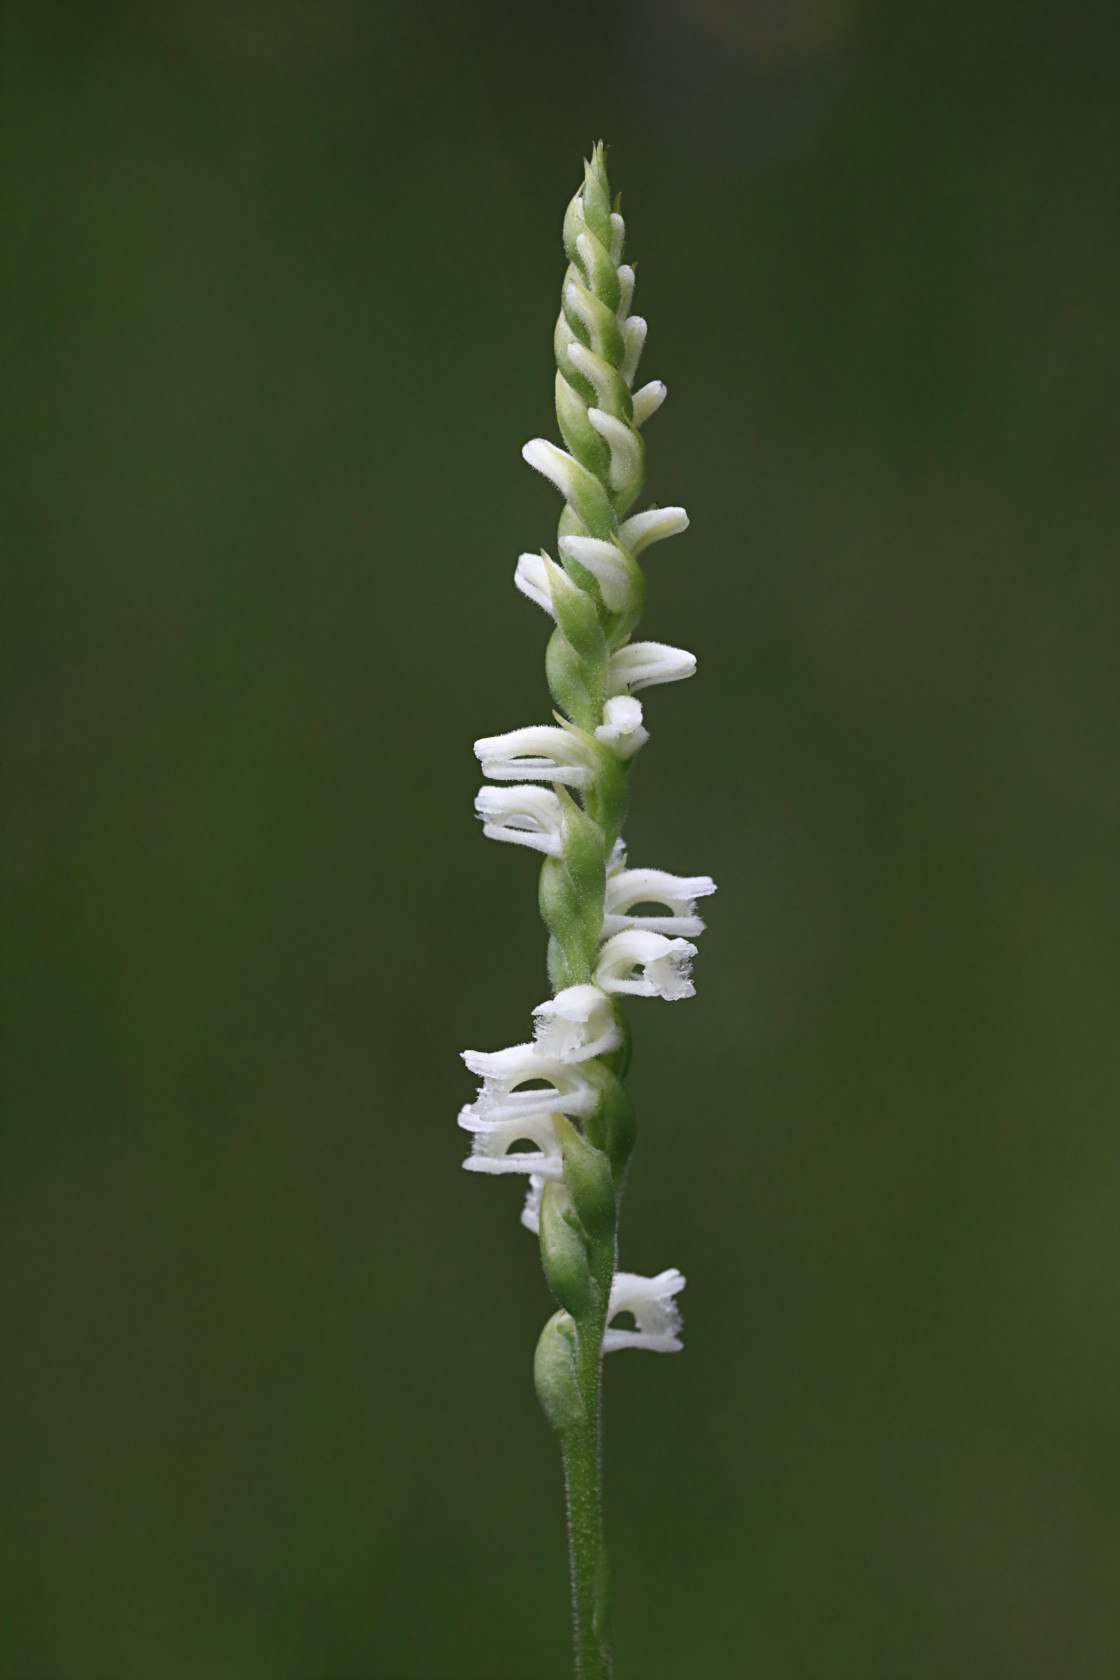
[562,1249,614,1680]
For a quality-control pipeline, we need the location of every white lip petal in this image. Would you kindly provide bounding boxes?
[603,1268,686,1353]
[474,784,565,855]
[603,867,716,937]
[459,1108,565,1179]
[595,929,698,1000]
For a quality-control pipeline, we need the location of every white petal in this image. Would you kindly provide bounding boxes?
[587,407,643,495]
[617,506,689,556]
[514,552,555,616]
[603,1267,685,1352]
[594,695,649,760]
[474,724,595,787]
[475,785,564,855]
[595,929,697,1000]
[615,263,635,319]
[567,340,617,409]
[631,381,667,427]
[559,535,634,612]
[609,213,625,267]
[521,1173,546,1233]
[563,281,621,363]
[522,437,603,514]
[533,984,621,1062]
[462,1043,599,1119]
[604,867,716,934]
[607,641,696,696]
[620,315,647,386]
[459,1108,565,1178]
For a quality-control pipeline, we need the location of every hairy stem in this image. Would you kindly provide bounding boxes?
[563,1244,614,1679]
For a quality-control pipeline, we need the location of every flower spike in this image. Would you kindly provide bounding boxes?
[459,145,713,1680]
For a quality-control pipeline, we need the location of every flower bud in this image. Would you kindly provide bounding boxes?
[534,1311,584,1436]
[552,1113,616,1242]
[539,1180,594,1319]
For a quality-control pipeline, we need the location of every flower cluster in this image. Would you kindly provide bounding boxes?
[459,144,714,1408]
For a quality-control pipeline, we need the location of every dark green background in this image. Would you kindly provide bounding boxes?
[5,2,1120,1675]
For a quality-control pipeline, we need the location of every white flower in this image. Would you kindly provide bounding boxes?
[475,785,565,854]
[631,381,667,427]
[520,1172,546,1233]
[595,929,697,1000]
[532,984,621,1062]
[594,696,649,760]
[461,1042,599,1122]
[615,260,635,316]
[603,868,717,938]
[587,406,643,496]
[521,437,611,520]
[475,724,598,787]
[558,534,636,613]
[514,552,554,616]
[617,505,689,556]
[603,1269,685,1353]
[459,1109,564,1179]
[567,339,620,412]
[607,641,696,696]
[620,315,647,387]
[563,280,618,362]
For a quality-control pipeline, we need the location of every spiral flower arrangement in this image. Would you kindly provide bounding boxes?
[460,144,714,1680]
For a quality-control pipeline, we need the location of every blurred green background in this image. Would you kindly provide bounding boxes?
[5,2,1120,1675]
